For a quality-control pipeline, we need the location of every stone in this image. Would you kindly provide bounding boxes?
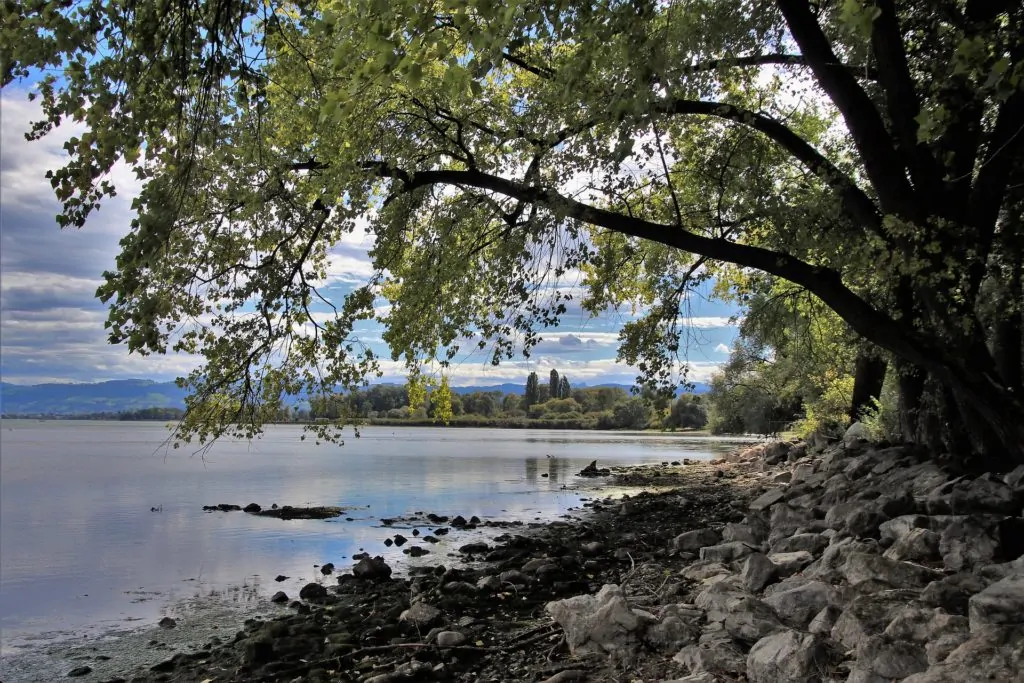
[644,616,700,654]
[681,561,733,582]
[746,629,829,683]
[749,488,786,512]
[880,514,929,542]
[695,581,751,623]
[435,630,467,647]
[699,541,757,564]
[243,503,261,513]
[158,616,177,628]
[499,570,529,585]
[770,533,827,555]
[845,508,888,539]
[901,626,1024,682]
[969,575,1024,631]
[927,475,1019,515]
[843,421,869,447]
[856,635,928,679]
[352,556,393,581]
[883,606,969,644]
[722,522,763,545]
[672,528,721,553]
[458,542,489,554]
[673,634,746,677]
[824,502,861,530]
[767,550,815,577]
[741,553,778,593]
[884,527,941,563]
[67,666,93,677]
[920,573,989,615]
[839,552,940,588]
[476,575,501,591]
[400,602,442,628]
[926,632,971,665]
[940,517,999,572]
[1005,465,1024,490]
[545,584,655,661]
[722,596,786,644]
[320,562,335,574]
[808,605,842,635]
[764,580,835,629]
[831,590,921,649]
[270,591,289,603]
[298,583,327,600]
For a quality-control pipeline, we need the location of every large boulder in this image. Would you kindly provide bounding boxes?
[855,635,928,679]
[839,552,941,589]
[749,488,786,512]
[831,590,921,649]
[722,596,786,644]
[843,421,869,447]
[769,532,827,555]
[352,556,393,581]
[939,517,999,572]
[968,575,1024,631]
[746,630,829,683]
[672,528,721,553]
[399,601,442,629]
[545,584,654,661]
[673,633,747,678]
[699,542,758,564]
[901,626,1024,682]
[741,553,778,593]
[884,527,941,563]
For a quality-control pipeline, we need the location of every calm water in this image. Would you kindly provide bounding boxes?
[0,421,746,652]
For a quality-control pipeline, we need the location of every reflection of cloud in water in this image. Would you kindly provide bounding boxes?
[1,423,750,644]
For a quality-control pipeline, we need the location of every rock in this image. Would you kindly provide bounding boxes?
[763,581,835,629]
[673,634,746,677]
[843,421,869,446]
[722,596,786,644]
[435,630,467,647]
[681,560,733,582]
[158,616,177,629]
[696,581,752,622]
[749,488,786,511]
[476,575,501,591]
[746,629,829,683]
[270,591,289,603]
[770,533,827,555]
[243,637,275,665]
[824,502,861,530]
[722,522,763,545]
[67,666,93,677]
[578,460,611,477]
[299,583,327,600]
[766,551,815,577]
[393,534,408,547]
[699,541,757,563]
[353,556,392,581]
[839,552,940,588]
[884,528,941,563]
[458,542,489,554]
[856,635,928,678]
[545,584,654,661]
[582,541,605,555]
[742,553,778,593]
[451,515,468,527]
[499,570,529,585]
[901,626,1024,682]
[243,503,261,513]
[808,605,842,635]
[969,575,1024,631]
[274,574,289,582]
[845,508,888,538]
[672,528,721,553]
[831,590,920,649]
[926,632,971,665]
[921,573,988,615]
[940,517,999,571]
[403,545,429,557]
[400,602,442,628]
[320,562,335,574]
[927,475,1019,515]
[644,616,700,654]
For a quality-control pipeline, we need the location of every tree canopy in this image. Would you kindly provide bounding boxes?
[5,0,1023,461]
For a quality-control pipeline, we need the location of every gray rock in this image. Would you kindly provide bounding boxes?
[400,602,442,628]
[352,555,393,581]
[681,560,733,582]
[298,583,327,600]
[672,528,722,553]
[476,575,501,591]
[695,581,751,623]
[843,421,869,447]
[750,488,787,512]
[741,552,778,593]
[969,575,1024,631]
[856,635,928,678]
[884,527,941,562]
[831,590,921,649]
[940,517,999,572]
[1005,465,1024,490]
[770,532,827,555]
[435,630,467,647]
[845,508,888,538]
[920,572,989,615]
[808,604,842,635]
[545,584,654,661]
[722,522,763,545]
[901,626,1024,682]
[883,606,969,645]
[927,475,1019,515]
[880,515,930,543]
[722,596,786,644]
[673,634,746,677]
[763,580,835,629]
[499,570,529,585]
[767,550,815,577]
[699,541,758,564]
[824,502,861,530]
[839,552,940,588]
[644,616,700,654]
[925,632,971,665]
[746,629,829,683]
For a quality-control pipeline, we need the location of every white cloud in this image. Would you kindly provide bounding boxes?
[714,343,730,354]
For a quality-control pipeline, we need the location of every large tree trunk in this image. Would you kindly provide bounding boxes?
[850,349,887,423]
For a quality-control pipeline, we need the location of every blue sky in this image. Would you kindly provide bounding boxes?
[0,89,741,387]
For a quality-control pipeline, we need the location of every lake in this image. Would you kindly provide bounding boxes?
[0,421,748,656]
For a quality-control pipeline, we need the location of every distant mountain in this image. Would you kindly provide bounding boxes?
[0,378,709,415]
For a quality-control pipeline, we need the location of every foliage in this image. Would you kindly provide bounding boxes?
[549,370,560,403]
[557,376,571,400]
[665,395,707,430]
[524,372,541,408]
[6,0,1024,458]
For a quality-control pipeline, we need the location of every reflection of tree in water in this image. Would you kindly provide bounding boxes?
[524,457,538,483]
[524,456,573,484]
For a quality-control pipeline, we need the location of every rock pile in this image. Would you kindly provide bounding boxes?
[544,427,1024,681]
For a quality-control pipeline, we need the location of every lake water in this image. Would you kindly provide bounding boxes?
[0,421,748,655]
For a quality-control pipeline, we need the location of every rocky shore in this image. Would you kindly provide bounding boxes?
[61,429,1024,682]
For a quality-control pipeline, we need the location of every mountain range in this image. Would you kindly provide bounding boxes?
[0,378,709,415]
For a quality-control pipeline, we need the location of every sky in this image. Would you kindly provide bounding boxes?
[0,89,741,388]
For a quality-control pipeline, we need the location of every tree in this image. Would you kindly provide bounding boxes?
[7,1,1024,461]
[549,369,560,403]
[558,376,571,400]
[665,395,708,430]
[524,372,541,409]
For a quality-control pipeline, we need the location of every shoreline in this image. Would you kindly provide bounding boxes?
[7,432,1023,682]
